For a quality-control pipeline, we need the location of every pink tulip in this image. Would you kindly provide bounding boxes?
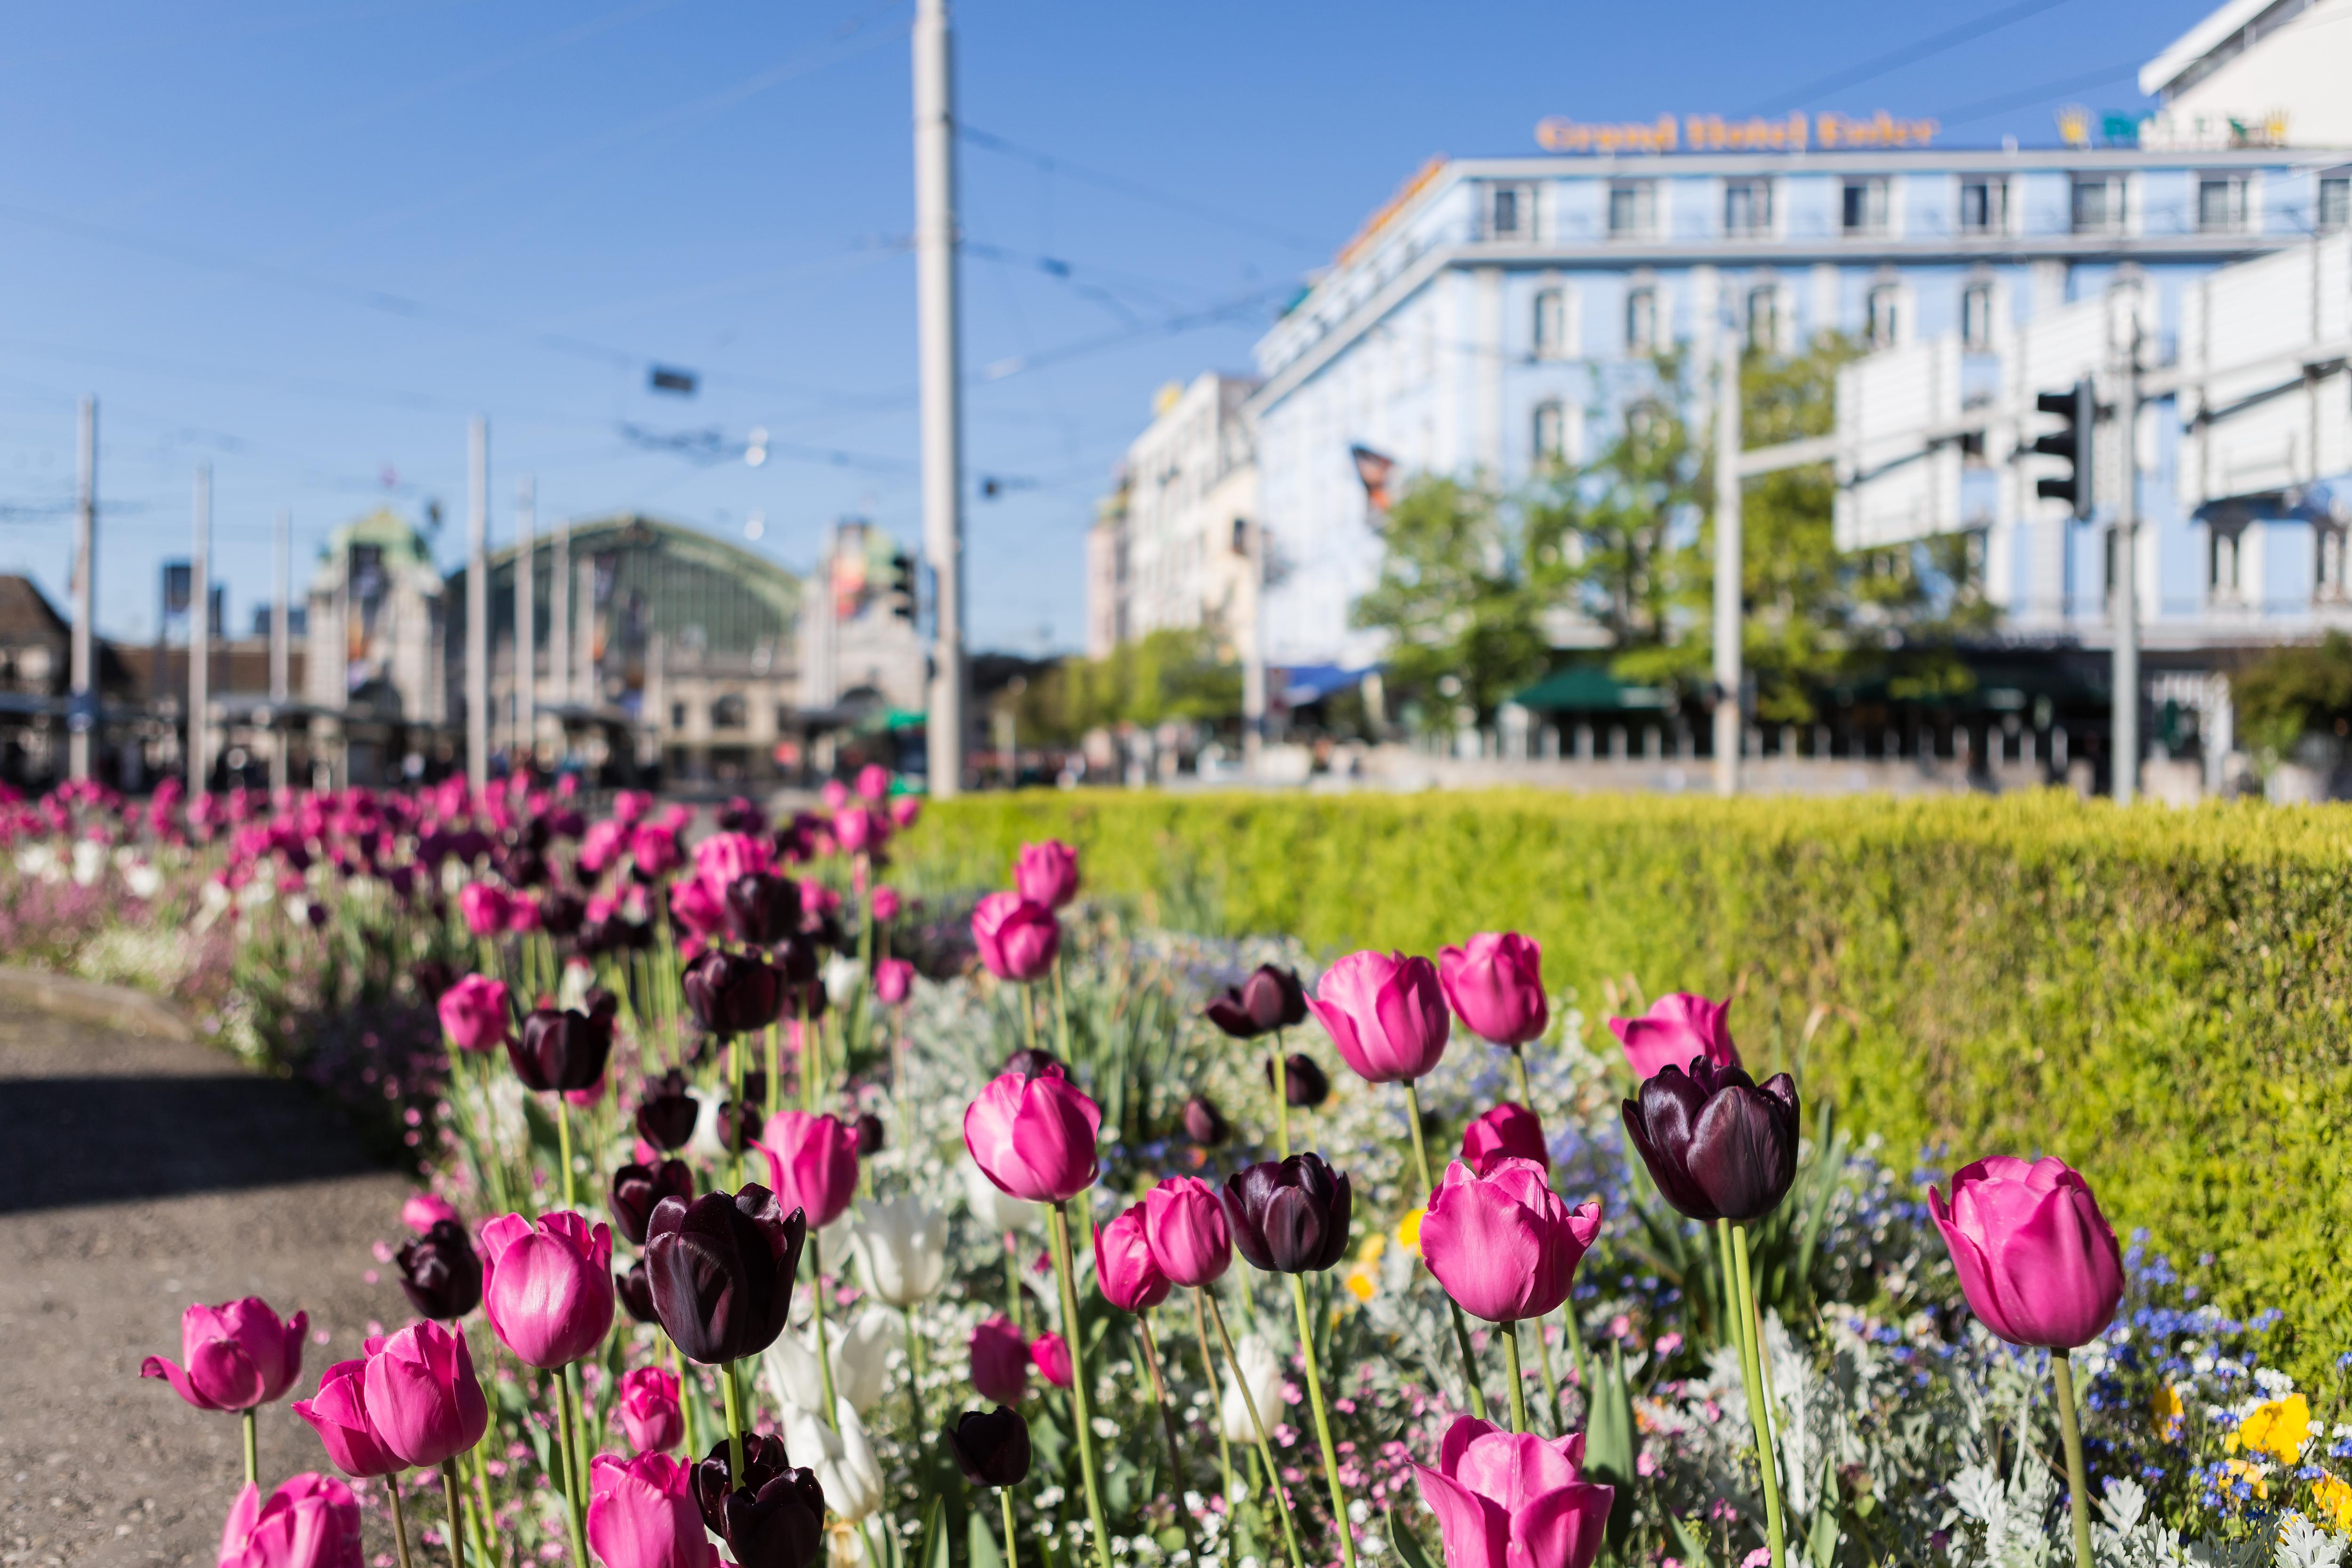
[834,805,881,854]
[401,1192,461,1234]
[630,824,682,877]
[1930,1156,2125,1351]
[141,1297,307,1412]
[963,1062,1101,1203]
[821,779,850,812]
[360,1320,490,1468]
[612,790,651,823]
[615,1366,684,1454]
[587,1451,719,1568]
[757,1111,861,1229]
[291,1360,400,1479]
[1462,1102,1549,1175]
[1014,841,1080,909]
[889,796,921,831]
[217,1474,365,1568]
[971,891,1059,983]
[870,885,901,923]
[1142,1175,1231,1288]
[1606,993,1739,1081]
[458,882,510,938]
[436,973,511,1052]
[579,819,627,876]
[1093,1205,1172,1312]
[1307,950,1451,1085]
[667,875,727,940]
[873,957,914,1006]
[692,830,771,901]
[856,764,891,802]
[970,1315,1031,1405]
[1421,1157,1600,1324]
[1030,1330,1073,1389]
[502,896,541,934]
[479,1210,616,1369]
[1438,932,1549,1047]
[1414,1417,1613,1568]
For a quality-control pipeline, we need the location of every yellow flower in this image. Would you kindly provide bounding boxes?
[1343,1267,1378,1303]
[2233,1394,2313,1464]
[1396,1208,1425,1255]
[1358,1233,1388,1265]
[2151,1384,2185,1441]
[2313,1475,2352,1534]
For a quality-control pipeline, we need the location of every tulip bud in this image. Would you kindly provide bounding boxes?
[962,1062,1102,1204]
[1222,1153,1353,1275]
[719,1464,827,1568]
[1421,1157,1600,1324]
[1204,964,1309,1039]
[1607,993,1740,1081]
[1620,1059,1798,1224]
[724,872,803,947]
[612,1159,696,1249]
[1013,840,1080,909]
[889,796,921,831]
[1930,1156,2125,1351]
[718,1096,766,1155]
[141,1297,307,1412]
[872,957,914,1006]
[1029,1330,1073,1389]
[397,1219,484,1321]
[1002,1046,1061,1077]
[683,949,785,1040]
[635,1069,700,1153]
[437,973,513,1053]
[1461,1102,1549,1175]
[400,1192,460,1234]
[1142,1175,1232,1288]
[1413,1416,1613,1568]
[945,1407,1032,1488]
[587,1452,710,1568]
[616,1365,685,1454]
[1093,1204,1172,1312]
[616,1260,657,1325]
[849,1194,949,1308]
[852,1111,886,1157]
[869,885,901,924]
[1437,932,1549,1048]
[509,1006,614,1093]
[217,1475,365,1568]
[292,1360,401,1478]
[756,1112,860,1231]
[968,1316,1030,1406]
[1264,1052,1330,1108]
[480,1210,617,1369]
[971,892,1058,982]
[361,1320,491,1468]
[1307,950,1450,1085]
[539,890,587,939]
[646,1186,807,1365]
[1180,1095,1229,1146]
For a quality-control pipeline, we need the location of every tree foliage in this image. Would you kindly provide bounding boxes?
[2231,631,2352,761]
[996,627,1240,745]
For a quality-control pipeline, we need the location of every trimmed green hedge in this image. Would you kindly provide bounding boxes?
[912,789,2352,1366]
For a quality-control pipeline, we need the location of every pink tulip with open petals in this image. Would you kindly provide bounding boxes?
[360,1319,490,1468]
[587,1451,719,1568]
[962,1062,1101,1203]
[291,1360,401,1479]
[1930,1155,2125,1351]
[1438,933,1549,1047]
[436,973,510,1053]
[217,1473,365,1568]
[479,1210,615,1369]
[1420,1157,1600,1325]
[971,892,1059,982]
[1414,1416,1613,1568]
[1605,993,1739,1081]
[141,1297,307,1412]
[1307,949,1451,1085]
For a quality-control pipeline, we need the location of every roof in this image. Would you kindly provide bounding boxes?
[0,575,67,642]
[2141,0,2288,97]
[1513,664,1674,712]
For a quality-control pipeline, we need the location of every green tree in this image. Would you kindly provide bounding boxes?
[1000,627,1241,745]
[2231,631,2352,762]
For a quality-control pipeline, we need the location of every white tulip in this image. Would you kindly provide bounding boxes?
[71,840,106,886]
[763,1324,825,1412]
[962,1152,1040,1234]
[780,1397,885,1524]
[823,953,863,1009]
[763,1308,894,1417]
[1219,1332,1285,1445]
[123,861,162,899]
[851,1195,949,1307]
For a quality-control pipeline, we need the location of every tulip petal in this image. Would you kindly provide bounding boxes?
[189,1333,269,1411]
[1930,1184,2020,1344]
[1414,1463,1511,1568]
[1454,1427,1589,1514]
[1991,1183,2123,1349]
[1512,1481,1615,1568]
[141,1354,224,1411]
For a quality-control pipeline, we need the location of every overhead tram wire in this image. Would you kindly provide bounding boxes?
[960,125,1328,255]
[1733,0,2076,116]
[1928,61,2147,128]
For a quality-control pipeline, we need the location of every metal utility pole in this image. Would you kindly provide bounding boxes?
[574,555,595,704]
[68,398,97,780]
[2112,329,2142,805]
[914,0,967,797]
[466,415,490,796]
[514,476,535,767]
[550,512,571,708]
[1241,519,1267,778]
[270,509,290,794]
[1711,325,1744,798]
[189,465,212,794]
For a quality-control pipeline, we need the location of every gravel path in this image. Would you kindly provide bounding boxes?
[0,1007,414,1566]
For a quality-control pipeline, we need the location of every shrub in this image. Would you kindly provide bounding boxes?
[912,788,2352,1380]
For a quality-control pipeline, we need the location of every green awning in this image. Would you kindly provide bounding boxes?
[1513,666,1673,712]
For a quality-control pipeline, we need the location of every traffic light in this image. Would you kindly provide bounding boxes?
[2032,378,2095,519]
[887,551,917,622]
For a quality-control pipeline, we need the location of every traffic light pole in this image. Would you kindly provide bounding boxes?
[2112,335,2141,806]
[914,0,967,797]
[1712,325,1743,798]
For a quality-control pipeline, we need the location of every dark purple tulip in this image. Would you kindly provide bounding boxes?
[1621,1059,1801,1224]
[644,1185,807,1365]
[396,1220,482,1321]
[1002,1047,1061,1079]
[945,1407,1032,1488]
[718,1096,765,1155]
[718,797,769,836]
[1181,1096,1229,1146]
[508,1006,614,1092]
[636,1070,699,1153]
[1222,1153,1352,1274]
[1264,1051,1331,1108]
[538,890,586,939]
[724,873,803,947]
[616,1260,657,1324]
[693,1432,793,1532]
[773,935,820,987]
[409,959,455,1002]
[854,1112,885,1157]
[503,849,548,889]
[721,1463,826,1568]
[683,949,784,1039]
[611,1159,695,1248]
[1204,965,1310,1039]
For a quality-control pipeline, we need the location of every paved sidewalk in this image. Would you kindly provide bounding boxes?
[0,1008,412,1565]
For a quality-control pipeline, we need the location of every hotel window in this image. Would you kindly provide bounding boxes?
[1608,181,1657,239]
[1961,282,1994,350]
[1867,284,1901,348]
[1958,177,2008,235]
[2071,175,2126,234]
[669,701,687,730]
[1723,178,1773,237]
[710,693,747,730]
[1625,286,1658,353]
[1746,284,1780,351]
[2209,526,2243,600]
[1533,401,1568,467]
[2321,175,2352,231]
[1487,184,1532,239]
[1842,177,1889,235]
[2318,525,2347,599]
[2197,173,2248,232]
[1533,288,1566,358]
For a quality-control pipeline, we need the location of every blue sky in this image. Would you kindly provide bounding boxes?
[0,0,2211,654]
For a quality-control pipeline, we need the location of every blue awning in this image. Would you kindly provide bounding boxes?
[1275,664,1373,706]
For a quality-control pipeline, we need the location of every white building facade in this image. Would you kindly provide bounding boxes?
[1087,373,1261,660]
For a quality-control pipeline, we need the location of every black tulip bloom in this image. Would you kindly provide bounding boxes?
[611,1158,695,1248]
[396,1220,482,1321]
[1181,1096,1229,1147]
[1621,1059,1800,1224]
[721,1465,827,1568]
[617,1260,657,1324]
[508,1006,614,1093]
[725,872,803,947]
[1204,965,1311,1039]
[538,890,586,939]
[718,1078,767,1154]
[774,935,820,987]
[945,1408,1032,1488]
[1264,1052,1331,1108]
[683,949,784,1039]
[854,1112,885,1157]
[645,1185,808,1365]
[636,1069,700,1153]
[1222,1153,1352,1274]
[1002,1047,1061,1079]
[503,849,548,890]
[693,1433,792,1532]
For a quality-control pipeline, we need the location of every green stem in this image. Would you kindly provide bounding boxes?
[1051,955,1071,1059]
[1716,1220,1749,1374]
[1509,1046,1533,1111]
[1136,1313,1188,1528]
[1005,1234,1025,1334]
[469,1445,496,1567]
[1402,1079,1486,1420]
[554,1369,590,1568]
[555,1097,576,1212]
[1271,1029,1291,1158]
[810,1233,839,1429]
[722,1356,747,1488]
[1190,1289,1238,1522]
[1204,1290,1302,1568]
[1047,1205,1113,1568]
[388,1477,416,1568]
[2052,1354,2096,1568]
[241,1407,257,1489]
[765,1023,780,1119]
[1286,1274,1358,1568]
[1502,1323,1529,1434]
[1001,1485,1022,1568]
[903,1305,927,1459]
[1021,983,1041,1058]
[1531,1313,1561,1435]
[439,1458,468,1568]
[1731,1226,1786,1568]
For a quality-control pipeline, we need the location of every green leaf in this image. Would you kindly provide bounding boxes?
[968,1506,1004,1568]
[1388,1508,1440,1568]
[1666,1514,1715,1568]
[918,1496,950,1568]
